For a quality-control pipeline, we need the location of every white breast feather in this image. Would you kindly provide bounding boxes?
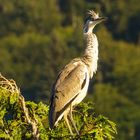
[72,66,89,105]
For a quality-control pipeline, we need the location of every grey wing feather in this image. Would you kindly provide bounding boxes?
[49,58,87,128]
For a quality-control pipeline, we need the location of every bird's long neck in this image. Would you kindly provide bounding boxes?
[83,33,99,78]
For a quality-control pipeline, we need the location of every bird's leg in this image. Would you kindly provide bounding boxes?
[69,105,80,135]
[64,113,73,135]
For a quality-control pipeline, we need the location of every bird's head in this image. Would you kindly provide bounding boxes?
[83,10,107,34]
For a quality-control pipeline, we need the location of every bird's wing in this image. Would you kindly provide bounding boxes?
[49,58,88,127]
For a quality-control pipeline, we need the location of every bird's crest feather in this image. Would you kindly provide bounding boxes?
[87,10,99,20]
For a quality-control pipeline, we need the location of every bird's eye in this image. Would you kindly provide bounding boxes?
[91,18,95,21]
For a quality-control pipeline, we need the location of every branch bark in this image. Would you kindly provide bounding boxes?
[0,73,39,140]
[19,95,39,140]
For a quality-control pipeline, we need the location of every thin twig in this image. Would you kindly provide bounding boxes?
[0,73,19,93]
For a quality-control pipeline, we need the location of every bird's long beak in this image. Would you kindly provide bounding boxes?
[95,17,108,24]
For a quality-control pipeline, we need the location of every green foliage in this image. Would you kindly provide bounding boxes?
[49,102,117,139]
[93,83,140,140]
[0,75,117,139]
[0,1,140,140]
[0,0,62,35]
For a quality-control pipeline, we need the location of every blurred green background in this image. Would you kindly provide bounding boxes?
[0,0,140,139]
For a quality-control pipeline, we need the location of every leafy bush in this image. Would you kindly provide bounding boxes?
[0,74,117,139]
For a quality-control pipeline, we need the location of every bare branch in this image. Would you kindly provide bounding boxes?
[0,74,39,140]
[19,95,39,140]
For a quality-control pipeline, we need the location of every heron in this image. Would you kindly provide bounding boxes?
[49,10,107,135]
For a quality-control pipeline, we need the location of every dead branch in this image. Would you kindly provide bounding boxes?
[0,73,39,140]
[19,95,39,140]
